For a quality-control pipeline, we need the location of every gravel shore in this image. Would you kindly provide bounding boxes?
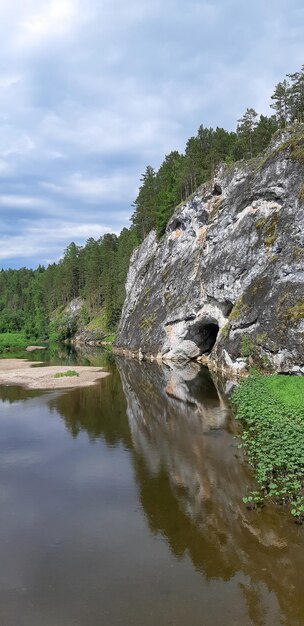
[0,359,109,390]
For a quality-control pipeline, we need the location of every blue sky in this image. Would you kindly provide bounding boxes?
[0,0,303,269]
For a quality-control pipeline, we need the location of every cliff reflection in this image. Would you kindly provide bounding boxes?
[50,356,304,625]
[116,358,304,626]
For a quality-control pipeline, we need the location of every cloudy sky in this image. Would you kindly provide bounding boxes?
[0,0,303,268]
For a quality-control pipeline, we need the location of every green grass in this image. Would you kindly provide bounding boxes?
[53,370,79,378]
[232,373,304,521]
[86,310,108,332]
[0,332,36,352]
[102,334,116,343]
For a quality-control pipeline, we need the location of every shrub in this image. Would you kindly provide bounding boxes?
[53,370,79,378]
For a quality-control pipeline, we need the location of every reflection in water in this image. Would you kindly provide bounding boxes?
[49,360,131,447]
[116,358,304,626]
[0,350,304,625]
[0,385,44,404]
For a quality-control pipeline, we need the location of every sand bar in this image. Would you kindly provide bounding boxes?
[0,359,109,390]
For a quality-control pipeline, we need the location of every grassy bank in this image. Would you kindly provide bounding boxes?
[232,373,304,522]
[0,332,41,353]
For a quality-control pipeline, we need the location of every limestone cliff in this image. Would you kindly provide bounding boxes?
[115,128,304,373]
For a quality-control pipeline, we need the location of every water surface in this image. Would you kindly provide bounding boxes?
[0,349,303,625]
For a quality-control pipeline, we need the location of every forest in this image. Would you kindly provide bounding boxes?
[0,65,303,342]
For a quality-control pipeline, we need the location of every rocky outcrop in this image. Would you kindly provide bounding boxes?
[115,128,304,373]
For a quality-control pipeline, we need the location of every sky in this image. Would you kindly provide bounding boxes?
[0,0,303,269]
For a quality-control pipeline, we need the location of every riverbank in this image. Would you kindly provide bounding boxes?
[0,332,43,353]
[0,359,109,390]
[232,373,304,521]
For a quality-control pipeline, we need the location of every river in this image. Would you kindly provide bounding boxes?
[0,347,303,626]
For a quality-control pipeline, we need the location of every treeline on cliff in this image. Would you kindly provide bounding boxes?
[131,65,304,239]
[0,65,303,341]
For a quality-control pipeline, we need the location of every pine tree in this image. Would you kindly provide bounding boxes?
[131,166,157,239]
[287,67,304,123]
[237,108,258,158]
[270,80,290,127]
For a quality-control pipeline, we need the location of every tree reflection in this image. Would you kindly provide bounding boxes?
[46,355,304,625]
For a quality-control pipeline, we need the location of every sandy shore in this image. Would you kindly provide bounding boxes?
[0,359,109,390]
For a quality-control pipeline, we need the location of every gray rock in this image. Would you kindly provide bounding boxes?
[115,129,304,373]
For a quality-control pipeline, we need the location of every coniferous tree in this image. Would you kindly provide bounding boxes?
[236,108,258,158]
[271,80,290,127]
[287,67,304,123]
[131,166,157,239]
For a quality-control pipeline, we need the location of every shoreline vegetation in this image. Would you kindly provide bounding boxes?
[0,332,43,353]
[232,374,304,522]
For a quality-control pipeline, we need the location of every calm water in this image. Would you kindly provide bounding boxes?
[0,348,304,626]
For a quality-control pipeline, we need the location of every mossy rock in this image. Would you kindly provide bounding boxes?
[284,299,304,324]
[229,296,250,321]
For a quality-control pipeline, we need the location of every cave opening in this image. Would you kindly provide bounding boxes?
[185,321,220,356]
[170,218,186,232]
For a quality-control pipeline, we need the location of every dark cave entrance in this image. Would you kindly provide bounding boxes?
[185,321,220,356]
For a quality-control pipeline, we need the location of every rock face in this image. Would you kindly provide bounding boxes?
[115,129,304,373]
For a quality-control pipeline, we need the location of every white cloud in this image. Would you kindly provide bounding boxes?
[0,160,15,177]
[0,220,120,262]
[0,0,303,267]
[0,74,21,88]
[1,132,35,158]
[0,194,52,210]
[14,0,83,53]
[42,172,140,203]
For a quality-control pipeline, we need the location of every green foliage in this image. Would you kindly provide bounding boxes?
[86,309,108,331]
[232,374,304,521]
[0,332,36,353]
[242,491,263,510]
[271,66,304,126]
[299,185,304,204]
[102,334,116,343]
[291,497,304,523]
[49,311,78,343]
[53,370,79,378]
[236,108,258,158]
[0,226,139,340]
